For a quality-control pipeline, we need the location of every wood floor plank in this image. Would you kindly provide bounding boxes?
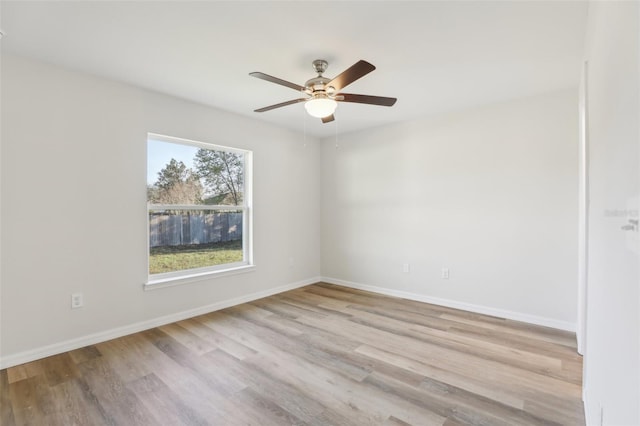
[134,350,232,424]
[221,308,372,382]
[1,283,585,425]
[307,315,582,400]
[355,343,526,410]
[48,378,114,425]
[157,322,217,355]
[343,306,578,384]
[204,310,446,424]
[366,371,553,426]
[524,398,585,425]
[94,335,154,383]
[181,316,258,360]
[234,386,307,426]
[250,296,327,320]
[76,357,157,425]
[8,375,52,426]
[0,369,16,425]
[127,373,210,426]
[281,289,353,312]
[384,415,413,426]
[438,313,577,347]
[244,345,447,425]
[40,353,81,387]
[311,409,374,426]
[6,366,28,384]
[6,360,44,384]
[142,328,246,396]
[205,348,327,423]
[67,345,102,365]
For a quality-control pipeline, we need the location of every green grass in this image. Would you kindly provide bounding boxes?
[149,240,242,274]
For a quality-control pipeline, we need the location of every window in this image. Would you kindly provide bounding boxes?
[146,134,252,286]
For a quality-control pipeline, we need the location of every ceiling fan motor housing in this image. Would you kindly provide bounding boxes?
[306,60,336,97]
[305,76,332,95]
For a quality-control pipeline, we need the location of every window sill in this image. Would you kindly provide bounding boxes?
[144,264,256,291]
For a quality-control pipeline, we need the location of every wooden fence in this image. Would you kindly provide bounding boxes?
[149,211,242,247]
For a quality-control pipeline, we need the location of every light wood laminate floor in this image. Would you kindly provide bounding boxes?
[1,283,585,425]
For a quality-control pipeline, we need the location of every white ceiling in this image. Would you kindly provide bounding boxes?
[1,1,587,138]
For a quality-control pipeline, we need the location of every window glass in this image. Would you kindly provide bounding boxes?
[147,135,251,280]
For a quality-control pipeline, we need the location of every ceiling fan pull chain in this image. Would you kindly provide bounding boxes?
[303,107,307,148]
[335,115,339,150]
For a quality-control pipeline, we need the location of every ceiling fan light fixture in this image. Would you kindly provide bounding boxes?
[305,97,337,118]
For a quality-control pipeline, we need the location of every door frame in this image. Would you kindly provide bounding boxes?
[577,60,589,358]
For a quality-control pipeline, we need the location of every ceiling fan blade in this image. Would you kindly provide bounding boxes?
[321,114,335,124]
[327,60,376,92]
[338,93,397,107]
[250,72,306,92]
[254,98,307,112]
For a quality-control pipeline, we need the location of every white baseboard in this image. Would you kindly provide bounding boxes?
[0,276,320,369]
[0,275,577,369]
[321,276,576,332]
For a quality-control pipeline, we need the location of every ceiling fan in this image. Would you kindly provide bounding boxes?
[250,59,397,123]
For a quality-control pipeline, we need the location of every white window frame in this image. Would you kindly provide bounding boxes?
[145,133,254,289]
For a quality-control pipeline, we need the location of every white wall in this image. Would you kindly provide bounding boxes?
[582,2,640,424]
[0,55,321,366]
[321,89,579,329]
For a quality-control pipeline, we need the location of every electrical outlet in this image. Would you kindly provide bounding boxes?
[402,263,410,273]
[441,267,450,279]
[71,293,83,309]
